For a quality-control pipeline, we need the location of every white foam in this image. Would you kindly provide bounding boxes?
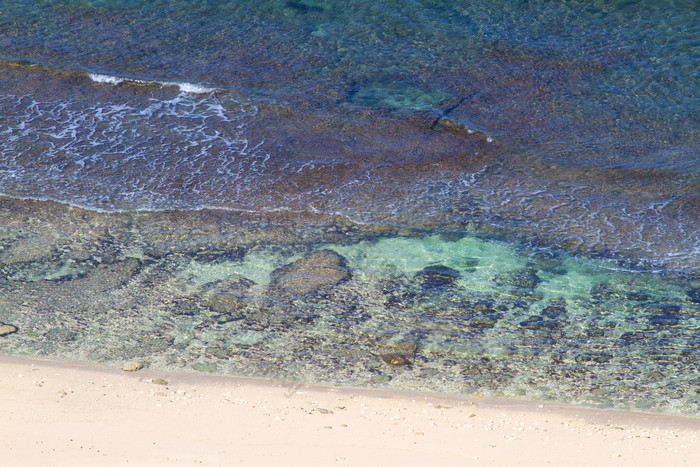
[89,72,215,95]
[170,81,215,94]
[88,73,124,85]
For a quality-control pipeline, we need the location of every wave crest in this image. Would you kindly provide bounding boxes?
[88,72,216,94]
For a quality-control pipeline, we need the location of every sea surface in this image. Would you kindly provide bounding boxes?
[0,1,698,415]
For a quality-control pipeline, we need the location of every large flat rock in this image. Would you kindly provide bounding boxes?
[270,249,351,294]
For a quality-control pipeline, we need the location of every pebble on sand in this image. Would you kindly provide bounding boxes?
[122,361,143,372]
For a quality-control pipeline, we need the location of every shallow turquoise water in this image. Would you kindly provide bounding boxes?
[0,205,697,414]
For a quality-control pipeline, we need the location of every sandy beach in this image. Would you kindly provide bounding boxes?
[0,356,697,466]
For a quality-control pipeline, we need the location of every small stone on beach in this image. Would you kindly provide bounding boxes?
[122,361,143,372]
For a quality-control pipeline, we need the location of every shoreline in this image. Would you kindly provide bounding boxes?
[1,355,698,466]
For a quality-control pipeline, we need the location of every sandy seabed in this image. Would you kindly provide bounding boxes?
[0,356,697,466]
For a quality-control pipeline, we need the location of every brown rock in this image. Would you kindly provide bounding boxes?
[381,353,409,366]
[270,249,351,294]
[0,323,18,337]
[415,265,460,288]
[122,361,143,372]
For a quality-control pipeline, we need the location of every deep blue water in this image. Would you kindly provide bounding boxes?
[2,1,697,269]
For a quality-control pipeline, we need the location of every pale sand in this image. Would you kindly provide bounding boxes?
[1,356,697,466]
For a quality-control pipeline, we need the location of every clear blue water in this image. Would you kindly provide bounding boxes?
[0,1,698,414]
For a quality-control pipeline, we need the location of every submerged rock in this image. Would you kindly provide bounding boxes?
[590,283,627,302]
[585,328,607,338]
[541,300,567,318]
[415,265,460,288]
[285,1,324,13]
[189,243,245,263]
[642,304,681,326]
[270,249,351,294]
[205,343,231,359]
[379,341,418,357]
[648,313,681,326]
[432,117,493,143]
[619,331,646,345]
[575,352,613,364]
[627,292,651,302]
[44,327,78,343]
[0,323,18,336]
[494,269,541,291]
[459,258,479,273]
[381,353,410,366]
[460,299,503,330]
[369,375,392,384]
[519,315,563,330]
[529,252,566,275]
[206,294,248,323]
[465,317,497,330]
